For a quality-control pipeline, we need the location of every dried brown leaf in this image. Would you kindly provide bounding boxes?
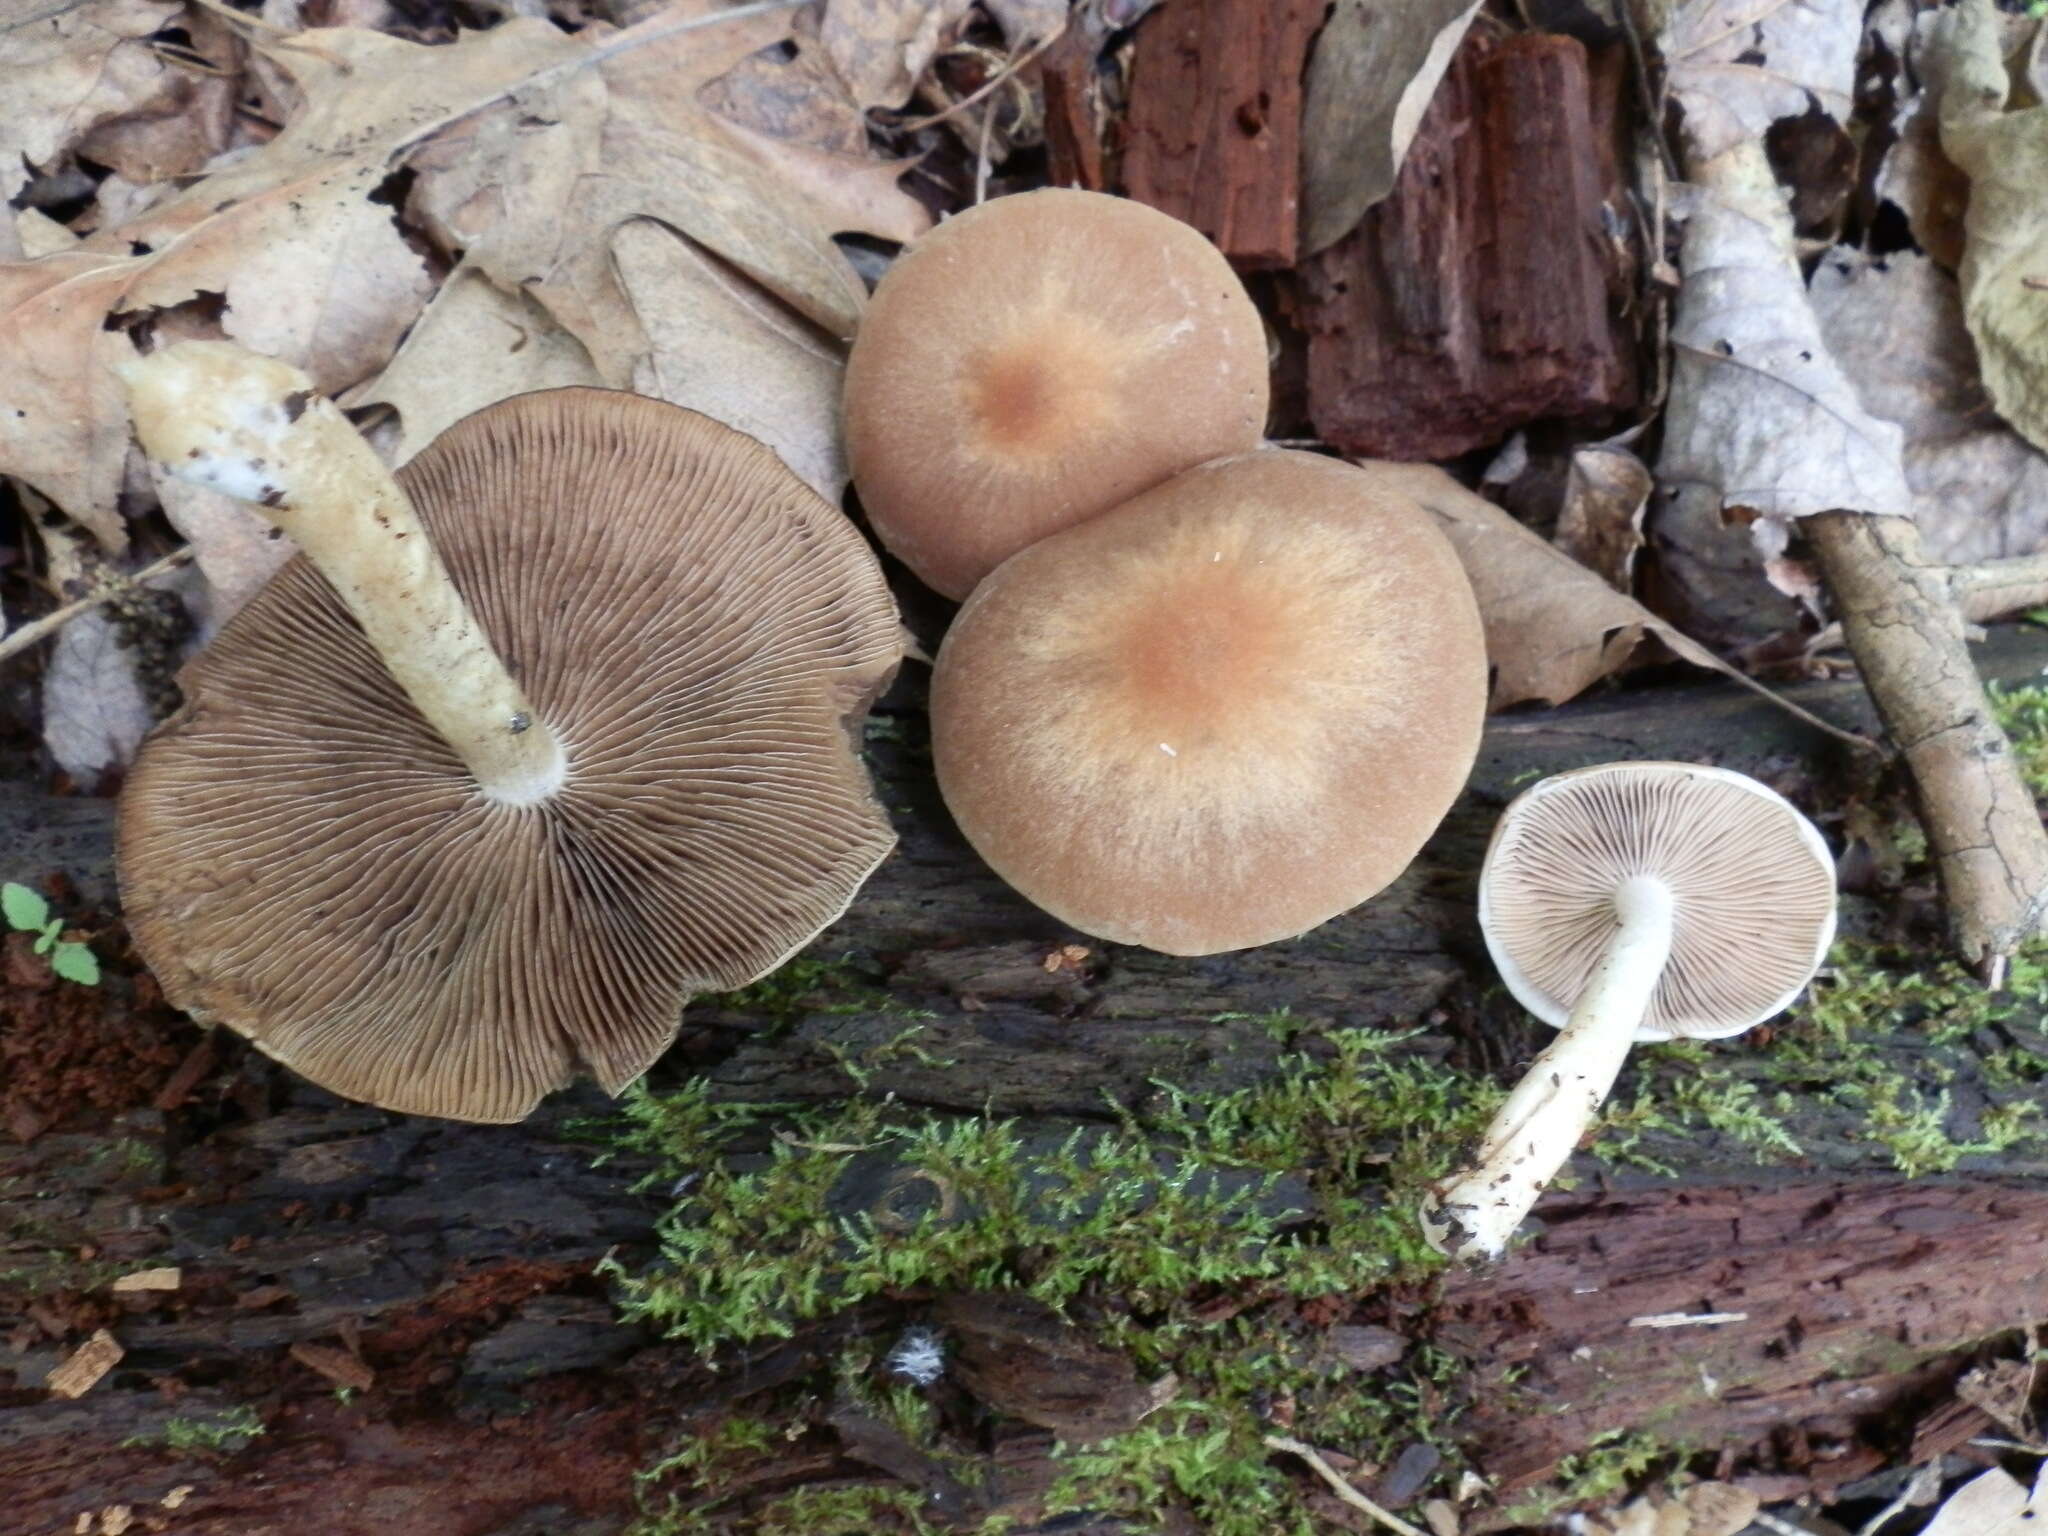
[1298,0,1480,257]
[43,607,158,781]
[153,478,296,634]
[1554,442,1651,592]
[407,0,928,388]
[620,222,848,497]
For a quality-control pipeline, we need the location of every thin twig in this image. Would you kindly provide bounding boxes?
[0,547,194,667]
[973,97,996,206]
[1262,1435,1428,1536]
[891,25,1066,133]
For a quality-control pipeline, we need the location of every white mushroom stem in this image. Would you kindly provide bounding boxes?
[117,341,566,806]
[1422,874,1676,1262]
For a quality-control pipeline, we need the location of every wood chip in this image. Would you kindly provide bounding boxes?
[45,1329,122,1399]
[110,1267,180,1293]
[160,1487,193,1509]
[290,1340,375,1392]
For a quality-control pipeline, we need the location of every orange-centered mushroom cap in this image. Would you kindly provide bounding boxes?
[929,449,1487,955]
[119,389,902,1122]
[844,188,1270,601]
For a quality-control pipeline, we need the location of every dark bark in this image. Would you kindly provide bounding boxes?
[1118,0,1327,268]
[7,631,2048,1530]
[1296,31,1640,460]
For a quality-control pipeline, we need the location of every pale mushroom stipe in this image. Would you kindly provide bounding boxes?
[117,341,902,1123]
[930,449,1487,955]
[1422,761,1838,1262]
[845,187,1270,600]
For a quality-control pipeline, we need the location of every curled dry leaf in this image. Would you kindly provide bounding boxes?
[379,1,927,474]
[1651,141,1911,646]
[43,607,158,783]
[1350,460,1854,745]
[1298,0,1481,258]
[1810,247,2048,567]
[1931,0,2048,455]
[1554,441,1652,592]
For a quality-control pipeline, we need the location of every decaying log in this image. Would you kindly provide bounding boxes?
[1118,0,1327,268]
[1296,30,1640,459]
[9,632,2048,1531]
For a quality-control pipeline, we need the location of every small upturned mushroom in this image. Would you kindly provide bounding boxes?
[1422,761,1838,1261]
[844,187,1270,601]
[117,341,901,1122]
[929,448,1487,955]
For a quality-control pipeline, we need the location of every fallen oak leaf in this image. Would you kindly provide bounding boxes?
[404,0,928,385]
[0,0,185,226]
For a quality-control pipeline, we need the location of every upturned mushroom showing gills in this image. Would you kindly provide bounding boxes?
[116,341,901,1123]
[929,449,1487,956]
[844,187,1269,601]
[1422,761,1838,1262]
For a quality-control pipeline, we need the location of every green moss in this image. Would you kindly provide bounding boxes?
[607,851,2048,1530]
[1594,937,2048,1179]
[1499,1430,1669,1526]
[122,1405,266,1455]
[604,1028,1485,1355]
[603,1027,1495,1530]
[1991,679,2048,797]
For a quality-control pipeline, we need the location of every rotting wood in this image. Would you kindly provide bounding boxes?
[1036,17,1107,191]
[1118,0,1327,268]
[9,634,2048,1529]
[1295,30,1639,459]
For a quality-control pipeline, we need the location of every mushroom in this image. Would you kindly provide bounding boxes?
[843,187,1269,601]
[116,341,901,1122]
[928,448,1487,955]
[1422,761,1838,1261]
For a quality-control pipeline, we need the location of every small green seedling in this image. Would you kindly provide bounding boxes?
[2,882,100,985]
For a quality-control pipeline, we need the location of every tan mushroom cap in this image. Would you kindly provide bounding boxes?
[119,389,902,1122]
[1479,761,1838,1042]
[930,449,1487,956]
[844,187,1270,601]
